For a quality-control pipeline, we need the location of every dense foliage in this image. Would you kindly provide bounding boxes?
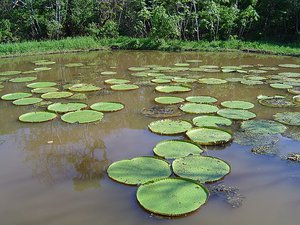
[0,0,299,43]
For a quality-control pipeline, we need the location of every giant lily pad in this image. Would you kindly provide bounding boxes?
[101,71,117,75]
[13,97,42,106]
[61,110,104,124]
[1,92,32,100]
[27,82,57,88]
[180,103,219,114]
[148,119,192,135]
[273,112,300,126]
[19,111,57,123]
[193,115,232,127]
[107,156,171,185]
[240,119,287,134]
[34,67,51,71]
[270,83,293,89]
[153,140,203,159]
[31,87,59,94]
[186,128,232,145]
[217,109,256,120]
[186,96,218,104]
[65,63,84,68]
[278,64,300,68]
[111,84,139,91]
[41,91,73,99]
[9,77,37,83]
[154,96,184,105]
[47,102,87,113]
[104,79,130,84]
[90,102,124,112]
[155,85,191,93]
[258,97,296,108]
[198,78,227,85]
[136,178,208,216]
[0,71,22,76]
[172,155,231,183]
[69,83,101,92]
[35,61,56,66]
[221,100,254,110]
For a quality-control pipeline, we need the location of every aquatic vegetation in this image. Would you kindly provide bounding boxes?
[9,77,37,83]
[65,63,84,68]
[286,153,300,162]
[221,101,254,110]
[0,71,22,76]
[101,71,117,75]
[186,128,232,145]
[13,97,42,106]
[47,102,87,113]
[1,92,32,100]
[136,178,208,216]
[273,112,300,126]
[270,83,293,89]
[69,83,101,92]
[186,96,218,104]
[148,119,193,135]
[19,111,57,123]
[240,119,287,135]
[27,82,57,88]
[110,84,139,91]
[153,140,203,159]
[104,78,130,84]
[155,85,191,93]
[278,64,300,68]
[217,109,256,120]
[31,87,59,94]
[180,103,219,114]
[172,155,231,183]
[61,110,104,124]
[107,157,172,185]
[34,67,52,71]
[259,97,297,108]
[90,102,124,112]
[141,105,182,118]
[154,96,184,105]
[41,91,73,99]
[198,78,227,85]
[193,115,232,127]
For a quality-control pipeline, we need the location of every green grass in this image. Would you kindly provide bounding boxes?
[0,36,299,57]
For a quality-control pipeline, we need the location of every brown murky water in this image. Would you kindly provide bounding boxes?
[0,51,300,225]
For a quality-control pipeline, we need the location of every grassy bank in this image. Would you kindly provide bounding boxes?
[0,36,300,57]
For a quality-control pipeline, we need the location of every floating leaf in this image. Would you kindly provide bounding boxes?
[101,71,117,75]
[69,83,101,92]
[61,110,103,124]
[34,67,51,71]
[270,83,293,89]
[90,102,124,112]
[217,109,256,120]
[68,93,87,100]
[104,78,130,84]
[1,92,32,100]
[13,97,42,106]
[258,97,296,108]
[186,127,232,145]
[173,155,231,183]
[240,119,287,134]
[186,96,218,104]
[198,78,227,85]
[151,78,171,84]
[0,71,21,76]
[19,111,57,123]
[9,77,37,83]
[153,140,203,159]
[288,87,300,94]
[128,67,149,71]
[35,61,56,66]
[47,102,87,113]
[193,115,232,127]
[41,91,73,99]
[65,63,84,68]
[273,112,300,126]
[148,119,192,135]
[107,156,171,185]
[155,85,191,93]
[136,178,208,216]
[31,87,59,94]
[221,100,254,110]
[27,82,57,88]
[141,105,182,118]
[180,103,219,114]
[278,64,300,68]
[154,96,184,105]
[110,84,139,91]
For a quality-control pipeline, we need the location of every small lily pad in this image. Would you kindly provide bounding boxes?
[173,155,231,183]
[155,85,191,93]
[9,77,37,83]
[186,128,232,145]
[34,67,52,71]
[61,110,104,124]
[47,102,87,113]
[153,140,203,159]
[136,178,208,216]
[198,78,227,85]
[1,92,32,100]
[186,96,218,104]
[13,97,42,106]
[217,109,256,120]
[154,96,184,105]
[90,102,124,112]
[180,103,219,114]
[107,156,171,185]
[221,101,254,110]
[148,119,193,135]
[19,111,57,123]
[193,115,232,127]
[240,119,287,134]
[101,71,117,75]
[27,82,57,88]
[69,83,101,92]
[0,71,22,76]
[110,84,139,91]
[273,112,300,126]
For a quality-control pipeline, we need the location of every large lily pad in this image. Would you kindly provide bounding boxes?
[180,103,219,114]
[90,102,124,112]
[186,96,218,104]
[65,63,84,68]
[34,67,51,71]
[172,155,231,183]
[154,96,184,105]
[19,111,57,123]
[153,140,203,159]
[273,112,300,126]
[0,71,22,76]
[198,78,227,85]
[217,109,256,120]
[240,119,287,134]
[221,100,254,110]
[31,87,59,94]
[186,128,232,145]
[258,97,296,108]
[148,119,192,135]
[278,64,300,68]
[27,82,57,88]
[69,83,101,92]
[13,97,42,106]
[47,102,87,113]
[193,115,232,127]
[61,110,104,124]
[107,156,171,185]
[270,83,293,89]
[111,84,139,91]
[41,91,73,99]
[9,77,37,83]
[136,178,208,216]
[104,79,130,84]
[1,92,32,100]
[155,85,191,93]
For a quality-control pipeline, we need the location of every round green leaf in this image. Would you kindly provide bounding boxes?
[180,103,219,114]
[90,102,124,112]
[136,178,208,216]
[273,112,300,126]
[13,97,42,106]
[34,67,51,71]
[107,156,171,185]
[193,115,232,127]
[9,77,37,83]
[198,78,227,85]
[172,155,231,183]
[154,96,184,105]
[31,87,59,94]
[221,100,254,109]
[186,96,217,104]
[240,119,287,134]
[19,111,57,123]
[217,109,256,120]
[148,119,193,135]
[110,84,139,91]
[0,71,22,76]
[27,82,57,88]
[153,140,203,159]
[155,85,191,93]
[104,79,130,84]
[270,83,293,89]
[258,98,296,108]
[47,102,87,113]
[69,83,101,92]
[61,110,104,124]
[1,92,32,100]
[186,127,232,145]
[65,63,84,68]
[41,91,73,99]
[128,67,149,72]
[278,64,300,68]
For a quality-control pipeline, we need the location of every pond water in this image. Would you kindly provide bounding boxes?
[0,50,300,225]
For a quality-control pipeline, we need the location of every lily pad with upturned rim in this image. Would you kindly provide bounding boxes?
[13,97,43,106]
[47,102,87,113]
[221,100,254,110]
[186,127,232,145]
[193,115,232,128]
[148,119,193,135]
[186,96,218,104]
[65,63,84,68]
[104,78,130,84]
[270,83,293,89]
[61,110,104,124]
[180,103,219,114]
[217,109,256,120]
[19,111,57,123]
[27,82,57,89]
[41,91,73,99]
[155,85,191,93]
[172,155,231,183]
[90,102,124,112]
[9,77,37,83]
[31,87,59,94]
[136,178,209,216]
[107,156,172,185]
[273,112,300,126]
[154,96,184,105]
[0,71,22,76]
[153,140,203,159]
[1,92,32,100]
[110,84,139,91]
[278,64,300,68]
[258,98,297,108]
[198,78,227,85]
